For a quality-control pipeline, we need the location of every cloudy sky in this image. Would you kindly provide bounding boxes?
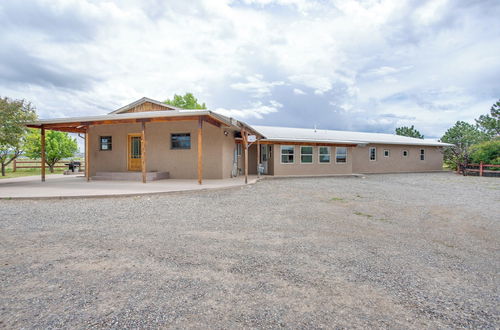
[1,0,499,139]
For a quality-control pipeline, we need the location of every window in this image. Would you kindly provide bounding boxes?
[237,143,242,157]
[99,136,112,151]
[369,147,376,161]
[403,150,408,157]
[171,133,191,149]
[336,147,347,163]
[319,146,331,163]
[300,146,313,163]
[281,145,294,163]
[384,149,390,157]
[420,149,425,160]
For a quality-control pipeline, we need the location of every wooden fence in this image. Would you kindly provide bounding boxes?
[460,162,500,177]
[12,160,85,172]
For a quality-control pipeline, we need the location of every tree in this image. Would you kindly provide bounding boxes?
[24,130,78,173]
[395,125,424,139]
[164,93,207,109]
[440,121,489,170]
[475,99,500,137]
[0,97,37,176]
[470,140,500,165]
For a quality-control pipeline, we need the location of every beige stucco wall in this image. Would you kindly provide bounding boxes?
[271,145,354,176]
[88,121,237,179]
[351,144,444,174]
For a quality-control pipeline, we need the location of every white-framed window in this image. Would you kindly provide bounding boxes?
[403,150,408,157]
[300,146,313,163]
[319,146,331,163]
[369,147,376,161]
[281,145,294,164]
[384,149,390,157]
[237,143,242,157]
[336,147,347,163]
[420,149,425,161]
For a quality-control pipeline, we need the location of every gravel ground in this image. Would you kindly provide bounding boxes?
[0,172,499,328]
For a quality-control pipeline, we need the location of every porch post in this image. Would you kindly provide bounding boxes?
[197,117,203,185]
[85,126,90,182]
[41,125,46,182]
[242,130,248,184]
[141,121,147,183]
[256,138,260,178]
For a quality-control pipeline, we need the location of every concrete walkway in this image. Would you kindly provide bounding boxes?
[0,174,258,199]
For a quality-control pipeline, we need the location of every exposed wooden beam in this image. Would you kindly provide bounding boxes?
[41,126,46,182]
[39,115,208,129]
[141,122,147,183]
[85,126,90,182]
[197,117,203,185]
[201,115,222,128]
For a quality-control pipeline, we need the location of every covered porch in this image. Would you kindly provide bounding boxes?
[27,107,262,185]
[0,174,259,199]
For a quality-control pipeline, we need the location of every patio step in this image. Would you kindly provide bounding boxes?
[93,171,169,181]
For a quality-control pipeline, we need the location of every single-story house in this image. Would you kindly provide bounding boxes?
[27,97,453,183]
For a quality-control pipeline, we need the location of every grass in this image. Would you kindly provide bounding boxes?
[331,197,345,202]
[1,167,66,179]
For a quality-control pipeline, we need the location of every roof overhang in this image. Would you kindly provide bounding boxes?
[26,110,239,133]
[237,138,359,147]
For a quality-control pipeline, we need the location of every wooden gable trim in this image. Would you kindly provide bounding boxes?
[120,101,174,114]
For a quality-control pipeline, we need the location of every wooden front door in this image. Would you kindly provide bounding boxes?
[128,134,142,171]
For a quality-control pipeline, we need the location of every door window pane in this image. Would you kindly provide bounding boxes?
[131,137,141,159]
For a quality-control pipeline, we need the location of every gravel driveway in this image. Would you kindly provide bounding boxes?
[1,172,499,328]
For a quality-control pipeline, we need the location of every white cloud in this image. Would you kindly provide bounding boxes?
[230,74,285,97]
[214,100,282,119]
[293,88,306,95]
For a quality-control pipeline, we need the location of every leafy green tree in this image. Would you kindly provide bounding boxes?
[395,125,424,139]
[440,121,489,170]
[164,93,207,109]
[475,99,500,137]
[25,130,78,173]
[0,97,37,176]
[470,140,500,165]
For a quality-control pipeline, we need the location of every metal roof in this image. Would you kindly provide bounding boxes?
[252,125,453,147]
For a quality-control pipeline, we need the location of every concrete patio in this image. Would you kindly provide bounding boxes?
[0,175,258,199]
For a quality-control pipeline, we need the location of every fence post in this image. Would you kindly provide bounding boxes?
[479,161,483,177]
[13,159,16,172]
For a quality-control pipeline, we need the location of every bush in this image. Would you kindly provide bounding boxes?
[470,140,500,165]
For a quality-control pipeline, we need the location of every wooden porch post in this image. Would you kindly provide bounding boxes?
[41,125,46,182]
[85,126,90,182]
[256,138,260,178]
[197,117,203,185]
[141,121,147,183]
[242,130,248,184]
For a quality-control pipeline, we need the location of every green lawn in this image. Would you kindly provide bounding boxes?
[1,158,84,179]
[0,167,66,179]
